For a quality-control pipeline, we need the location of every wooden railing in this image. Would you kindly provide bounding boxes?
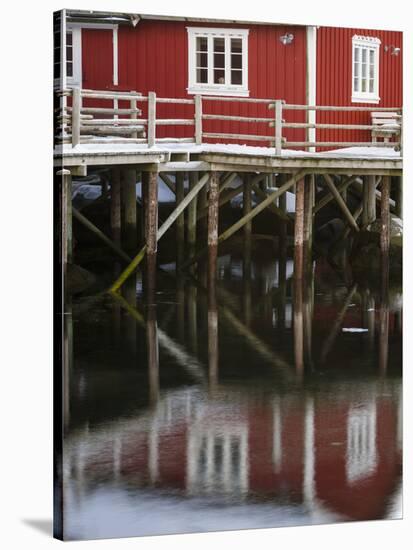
[56,88,402,155]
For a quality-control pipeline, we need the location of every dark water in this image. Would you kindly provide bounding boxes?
[62,254,402,540]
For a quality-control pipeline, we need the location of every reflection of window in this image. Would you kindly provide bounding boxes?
[352,35,380,103]
[346,402,377,484]
[187,427,249,495]
[187,27,249,96]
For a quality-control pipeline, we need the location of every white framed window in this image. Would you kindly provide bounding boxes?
[352,35,381,103]
[65,26,82,87]
[187,27,249,96]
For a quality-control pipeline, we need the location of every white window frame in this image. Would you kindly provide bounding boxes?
[351,35,381,104]
[187,27,249,97]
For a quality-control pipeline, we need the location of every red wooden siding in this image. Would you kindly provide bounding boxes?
[84,21,308,145]
[82,29,113,89]
[316,27,402,147]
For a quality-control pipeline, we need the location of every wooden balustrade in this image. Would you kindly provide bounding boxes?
[55,88,402,154]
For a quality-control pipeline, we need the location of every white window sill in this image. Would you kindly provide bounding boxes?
[351,95,380,104]
[187,87,250,97]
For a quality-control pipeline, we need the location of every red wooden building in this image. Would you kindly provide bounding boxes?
[58,10,402,148]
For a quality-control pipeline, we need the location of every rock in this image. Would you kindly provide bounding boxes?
[67,264,97,295]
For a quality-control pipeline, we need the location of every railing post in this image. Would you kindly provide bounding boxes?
[148,91,156,147]
[195,94,203,145]
[130,91,137,139]
[71,87,81,147]
[274,99,283,156]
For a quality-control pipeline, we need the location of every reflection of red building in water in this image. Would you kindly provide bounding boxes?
[67,383,402,522]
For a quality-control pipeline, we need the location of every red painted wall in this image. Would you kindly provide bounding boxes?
[83,21,308,145]
[316,27,402,147]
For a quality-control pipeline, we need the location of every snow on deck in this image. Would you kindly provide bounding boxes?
[57,141,401,160]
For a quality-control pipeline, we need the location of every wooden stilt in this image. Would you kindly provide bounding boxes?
[176,172,185,271]
[145,171,158,302]
[110,167,122,247]
[58,169,72,270]
[380,176,391,258]
[362,175,376,227]
[323,174,359,232]
[243,173,252,277]
[123,167,138,253]
[303,174,314,272]
[141,171,148,243]
[294,177,305,280]
[208,172,220,291]
[188,172,198,271]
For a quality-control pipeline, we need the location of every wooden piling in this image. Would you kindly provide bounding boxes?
[110,167,122,247]
[208,172,220,291]
[303,174,314,272]
[380,176,391,258]
[362,175,376,227]
[58,169,72,272]
[243,173,252,277]
[123,167,138,253]
[145,171,158,302]
[395,176,403,219]
[176,172,185,271]
[294,177,305,280]
[188,172,198,270]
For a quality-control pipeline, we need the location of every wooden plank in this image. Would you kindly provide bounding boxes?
[147,91,156,147]
[274,100,283,155]
[294,178,305,280]
[145,171,158,300]
[195,95,202,145]
[323,174,360,232]
[313,175,359,215]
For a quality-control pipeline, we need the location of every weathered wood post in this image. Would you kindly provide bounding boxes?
[58,169,72,273]
[71,87,81,147]
[176,172,185,271]
[188,172,198,272]
[198,184,208,237]
[208,172,220,291]
[243,173,252,277]
[147,91,156,147]
[110,167,121,247]
[145,171,158,302]
[380,176,391,260]
[294,177,305,280]
[274,100,283,156]
[395,176,403,219]
[195,95,202,145]
[122,167,138,253]
[303,174,314,272]
[362,175,377,227]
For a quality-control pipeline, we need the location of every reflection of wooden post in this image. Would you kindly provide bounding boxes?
[123,275,137,355]
[379,284,389,377]
[63,297,72,432]
[278,175,288,332]
[147,306,159,405]
[123,167,137,253]
[208,172,220,292]
[58,169,72,269]
[303,277,313,367]
[380,176,391,258]
[293,274,304,377]
[176,172,185,271]
[188,284,198,353]
[188,172,198,272]
[145,171,158,303]
[208,284,219,389]
[294,177,305,280]
[177,277,185,342]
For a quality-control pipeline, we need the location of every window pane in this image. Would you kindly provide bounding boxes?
[354,47,359,62]
[196,52,208,68]
[214,53,225,68]
[354,62,359,77]
[66,31,72,46]
[369,78,375,93]
[67,61,73,77]
[196,68,208,83]
[362,48,367,63]
[231,38,242,54]
[231,54,242,69]
[214,69,225,84]
[54,62,60,79]
[369,62,375,79]
[66,46,73,62]
[214,37,225,53]
[361,78,367,92]
[196,36,207,52]
[231,70,242,85]
[362,61,367,79]
[369,49,375,64]
[353,77,359,92]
